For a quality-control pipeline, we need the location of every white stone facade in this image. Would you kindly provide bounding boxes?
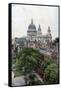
[27,19,52,48]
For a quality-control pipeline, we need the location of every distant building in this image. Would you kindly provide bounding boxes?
[12,37,27,57]
[12,19,59,64]
[26,19,52,48]
[51,38,59,64]
[12,19,52,50]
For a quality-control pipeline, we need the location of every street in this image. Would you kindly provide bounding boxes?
[12,76,25,86]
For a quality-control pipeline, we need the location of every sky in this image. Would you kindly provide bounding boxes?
[12,4,59,40]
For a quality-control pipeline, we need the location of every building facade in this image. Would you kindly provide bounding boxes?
[26,19,52,49]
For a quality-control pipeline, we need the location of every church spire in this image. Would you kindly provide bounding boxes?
[37,24,42,36]
[38,24,41,31]
[48,26,51,33]
[47,26,52,38]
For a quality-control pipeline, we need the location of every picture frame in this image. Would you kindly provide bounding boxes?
[8,3,60,87]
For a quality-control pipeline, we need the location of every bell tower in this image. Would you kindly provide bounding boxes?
[37,24,42,36]
[47,26,52,37]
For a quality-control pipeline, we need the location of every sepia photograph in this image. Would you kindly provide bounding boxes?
[9,3,60,87]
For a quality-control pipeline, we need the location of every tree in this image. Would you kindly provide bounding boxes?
[41,59,54,70]
[15,48,40,85]
[52,37,59,46]
[43,63,59,84]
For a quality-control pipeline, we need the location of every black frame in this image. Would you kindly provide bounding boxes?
[8,3,60,87]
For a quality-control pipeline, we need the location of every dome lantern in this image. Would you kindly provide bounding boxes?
[31,19,33,24]
[28,19,36,30]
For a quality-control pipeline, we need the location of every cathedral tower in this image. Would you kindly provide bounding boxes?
[47,26,52,41]
[37,24,42,36]
[27,19,37,37]
[27,19,37,48]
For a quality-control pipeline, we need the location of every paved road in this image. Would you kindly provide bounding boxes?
[12,76,25,86]
[12,72,43,86]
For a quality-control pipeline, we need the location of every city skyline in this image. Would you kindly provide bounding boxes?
[12,4,59,40]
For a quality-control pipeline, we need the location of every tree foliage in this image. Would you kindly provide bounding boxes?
[13,47,59,85]
[14,48,42,78]
[43,63,59,84]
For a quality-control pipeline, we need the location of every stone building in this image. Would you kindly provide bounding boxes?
[12,19,52,51]
[26,19,52,49]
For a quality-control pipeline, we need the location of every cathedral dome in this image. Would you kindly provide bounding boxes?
[28,19,36,30]
[28,24,36,30]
